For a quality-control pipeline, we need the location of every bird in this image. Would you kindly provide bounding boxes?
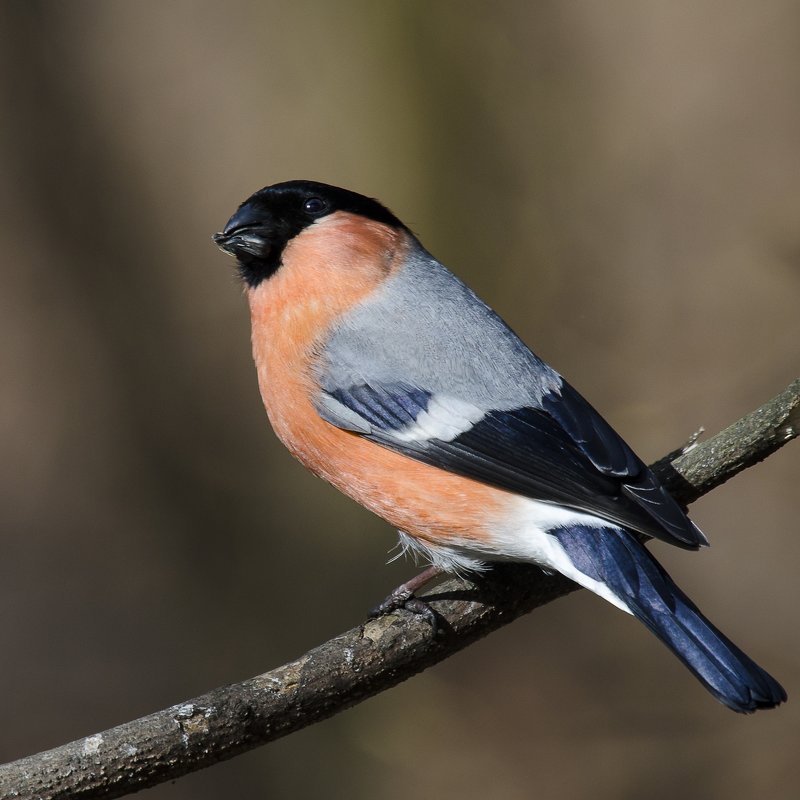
[213,179,786,713]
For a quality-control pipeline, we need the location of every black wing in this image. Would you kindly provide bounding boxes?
[317,380,707,549]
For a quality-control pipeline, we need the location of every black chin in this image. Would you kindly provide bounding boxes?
[234,252,282,288]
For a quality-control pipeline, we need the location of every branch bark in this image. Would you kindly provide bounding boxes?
[2,379,798,800]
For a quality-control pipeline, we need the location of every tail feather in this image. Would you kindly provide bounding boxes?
[554,524,786,713]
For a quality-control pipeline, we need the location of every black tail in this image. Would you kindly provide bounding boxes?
[554,525,787,712]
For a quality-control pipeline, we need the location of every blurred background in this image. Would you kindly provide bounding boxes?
[1,1,799,798]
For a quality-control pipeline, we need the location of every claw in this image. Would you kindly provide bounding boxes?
[368,564,445,634]
[368,585,414,619]
[403,597,440,635]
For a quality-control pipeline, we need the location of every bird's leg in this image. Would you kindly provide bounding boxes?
[369,564,445,632]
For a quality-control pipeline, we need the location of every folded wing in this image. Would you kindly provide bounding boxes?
[316,379,707,549]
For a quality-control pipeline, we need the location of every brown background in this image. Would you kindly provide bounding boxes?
[1,2,798,798]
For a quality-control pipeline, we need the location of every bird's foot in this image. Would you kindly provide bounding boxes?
[368,565,444,634]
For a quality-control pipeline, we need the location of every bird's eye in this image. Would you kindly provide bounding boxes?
[303,197,327,216]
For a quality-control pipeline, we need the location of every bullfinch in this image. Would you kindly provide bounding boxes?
[213,180,785,713]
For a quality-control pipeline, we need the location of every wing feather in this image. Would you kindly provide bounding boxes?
[316,381,706,549]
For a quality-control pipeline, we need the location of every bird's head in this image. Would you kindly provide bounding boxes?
[213,180,406,288]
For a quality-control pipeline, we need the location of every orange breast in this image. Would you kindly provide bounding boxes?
[247,213,504,548]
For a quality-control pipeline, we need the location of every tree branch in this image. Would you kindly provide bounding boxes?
[2,380,798,800]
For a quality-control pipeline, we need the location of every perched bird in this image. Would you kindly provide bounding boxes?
[213,180,785,713]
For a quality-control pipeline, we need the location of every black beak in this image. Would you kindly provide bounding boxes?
[212,202,272,259]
